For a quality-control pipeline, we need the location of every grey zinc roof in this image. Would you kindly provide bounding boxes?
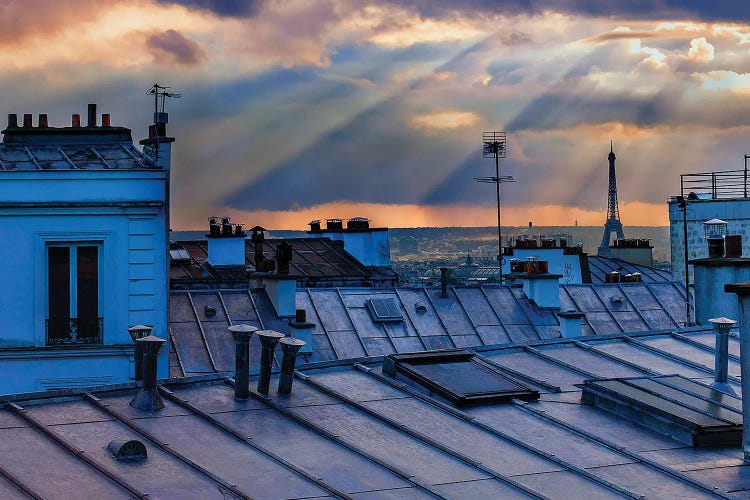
[0,143,154,170]
[587,256,672,283]
[169,282,688,376]
[0,327,746,499]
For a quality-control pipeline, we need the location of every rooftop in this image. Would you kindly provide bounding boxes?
[168,282,688,377]
[0,326,746,498]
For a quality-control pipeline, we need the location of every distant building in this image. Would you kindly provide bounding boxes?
[398,235,418,254]
[0,105,171,392]
[669,180,750,283]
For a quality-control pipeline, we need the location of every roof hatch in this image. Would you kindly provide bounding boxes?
[383,350,539,407]
[581,374,742,447]
[367,298,403,322]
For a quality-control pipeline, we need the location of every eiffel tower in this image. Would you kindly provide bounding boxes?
[597,141,625,256]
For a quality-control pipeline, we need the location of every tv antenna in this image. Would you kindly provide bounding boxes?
[475,131,513,284]
[144,83,181,164]
[146,82,181,117]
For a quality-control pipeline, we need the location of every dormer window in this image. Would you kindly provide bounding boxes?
[47,244,102,345]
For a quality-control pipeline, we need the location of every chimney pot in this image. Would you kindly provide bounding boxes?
[129,335,167,412]
[22,114,32,128]
[295,309,306,323]
[87,103,97,127]
[726,235,743,258]
[278,337,306,395]
[102,113,111,127]
[127,325,154,381]
[72,114,81,127]
[709,317,737,396]
[228,324,258,399]
[256,330,285,394]
[38,114,48,128]
[7,114,17,128]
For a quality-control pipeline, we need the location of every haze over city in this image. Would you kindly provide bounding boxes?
[5,0,750,228]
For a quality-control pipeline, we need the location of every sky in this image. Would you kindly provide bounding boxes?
[5,0,750,229]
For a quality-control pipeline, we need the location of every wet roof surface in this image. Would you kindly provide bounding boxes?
[169,282,688,376]
[587,256,673,284]
[170,238,396,287]
[0,143,154,170]
[0,327,746,499]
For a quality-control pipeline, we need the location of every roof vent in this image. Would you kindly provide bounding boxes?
[367,298,403,322]
[108,440,147,462]
[582,374,742,447]
[384,350,539,407]
[204,305,217,318]
[414,302,428,313]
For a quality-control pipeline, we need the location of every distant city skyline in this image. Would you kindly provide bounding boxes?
[5,1,749,229]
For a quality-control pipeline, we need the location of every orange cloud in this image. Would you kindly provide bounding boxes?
[179,200,669,230]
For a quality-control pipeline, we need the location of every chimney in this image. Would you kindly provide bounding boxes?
[440,267,450,298]
[726,235,743,258]
[127,324,154,381]
[289,309,314,354]
[520,259,561,309]
[228,324,258,399]
[307,217,391,267]
[102,113,111,127]
[129,335,166,412]
[263,273,297,317]
[38,114,48,128]
[278,337,306,395]
[276,242,293,274]
[609,238,654,267]
[206,216,247,267]
[558,310,584,338]
[256,330,285,395]
[22,114,32,128]
[139,108,175,170]
[693,254,750,325]
[251,226,266,270]
[72,114,81,128]
[7,114,17,128]
[709,317,736,396]
[87,103,97,127]
[723,282,750,462]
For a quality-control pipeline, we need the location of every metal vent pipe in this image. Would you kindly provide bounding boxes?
[709,317,736,396]
[127,325,154,381]
[228,324,258,399]
[256,330,284,394]
[129,335,166,412]
[725,282,750,462]
[278,338,306,395]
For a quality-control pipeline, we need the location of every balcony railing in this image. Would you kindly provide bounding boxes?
[45,317,103,346]
[681,169,749,200]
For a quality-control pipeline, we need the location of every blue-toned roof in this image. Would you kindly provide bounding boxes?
[0,143,154,170]
[0,327,744,498]
[588,255,672,283]
[168,282,688,376]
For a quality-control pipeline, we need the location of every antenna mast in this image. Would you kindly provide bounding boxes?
[145,83,181,163]
[475,131,513,284]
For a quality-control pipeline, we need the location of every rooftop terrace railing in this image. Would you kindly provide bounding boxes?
[681,169,749,200]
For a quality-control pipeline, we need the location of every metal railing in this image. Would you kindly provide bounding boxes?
[681,169,749,199]
[45,317,103,346]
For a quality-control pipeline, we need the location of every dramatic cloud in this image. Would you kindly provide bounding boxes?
[1,0,749,228]
[146,29,206,65]
[155,0,263,17]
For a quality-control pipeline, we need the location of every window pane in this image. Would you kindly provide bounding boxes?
[48,247,70,341]
[76,246,99,339]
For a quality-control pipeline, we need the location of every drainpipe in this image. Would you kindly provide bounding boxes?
[256,330,285,394]
[725,282,750,462]
[709,317,737,396]
[129,335,167,412]
[127,325,153,381]
[228,324,258,399]
[278,338,306,395]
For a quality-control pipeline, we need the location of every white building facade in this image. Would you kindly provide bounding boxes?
[0,107,170,393]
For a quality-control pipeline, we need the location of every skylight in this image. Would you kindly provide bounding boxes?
[170,248,190,262]
[383,350,539,407]
[367,298,403,322]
